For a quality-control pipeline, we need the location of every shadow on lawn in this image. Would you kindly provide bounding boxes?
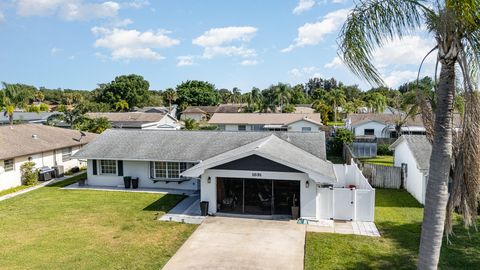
[142,194,186,212]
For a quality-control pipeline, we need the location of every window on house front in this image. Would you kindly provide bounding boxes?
[62,147,72,162]
[302,127,312,132]
[4,159,14,172]
[100,160,117,175]
[364,129,375,136]
[153,162,195,179]
[238,125,246,131]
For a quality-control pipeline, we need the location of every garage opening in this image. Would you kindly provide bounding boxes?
[216,177,300,216]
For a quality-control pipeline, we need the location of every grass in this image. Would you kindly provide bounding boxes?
[327,121,345,126]
[305,189,480,269]
[360,155,394,166]
[0,175,197,270]
[0,185,32,197]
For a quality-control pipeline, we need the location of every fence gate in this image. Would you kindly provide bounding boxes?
[333,188,354,221]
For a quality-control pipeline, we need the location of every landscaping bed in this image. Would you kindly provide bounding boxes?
[0,176,197,269]
[305,189,480,269]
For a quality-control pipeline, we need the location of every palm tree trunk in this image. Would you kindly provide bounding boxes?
[333,101,337,126]
[418,62,456,270]
[9,113,13,126]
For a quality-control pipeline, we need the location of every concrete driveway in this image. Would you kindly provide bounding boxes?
[162,216,305,270]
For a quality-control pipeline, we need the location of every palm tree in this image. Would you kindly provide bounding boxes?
[46,107,86,129]
[312,99,331,125]
[163,88,177,112]
[365,92,387,113]
[232,87,242,104]
[327,88,346,125]
[275,83,292,112]
[339,1,480,268]
[1,82,34,125]
[184,118,199,130]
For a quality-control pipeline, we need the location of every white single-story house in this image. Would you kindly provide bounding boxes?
[86,112,181,130]
[0,124,97,192]
[390,135,431,204]
[345,113,426,138]
[73,130,375,221]
[180,104,244,121]
[208,113,323,132]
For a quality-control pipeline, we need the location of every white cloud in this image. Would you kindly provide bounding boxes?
[383,70,418,88]
[17,0,120,21]
[193,26,258,59]
[93,27,180,61]
[177,56,195,67]
[293,0,316,15]
[289,66,321,78]
[0,11,5,23]
[283,8,350,52]
[51,47,61,55]
[331,0,347,3]
[241,59,258,66]
[123,0,150,9]
[373,35,435,68]
[324,56,343,69]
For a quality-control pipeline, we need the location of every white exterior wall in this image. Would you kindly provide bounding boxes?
[181,113,205,121]
[199,169,317,219]
[0,146,85,192]
[353,121,389,138]
[393,141,427,204]
[287,120,320,132]
[85,160,198,190]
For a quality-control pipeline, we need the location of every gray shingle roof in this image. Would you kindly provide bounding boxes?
[73,129,327,162]
[182,135,335,183]
[391,135,431,171]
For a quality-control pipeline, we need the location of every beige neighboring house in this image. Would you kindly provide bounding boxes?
[180,104,244,121]
[0,124,97,192]
[86,112,181,130]
[208,113,323,132]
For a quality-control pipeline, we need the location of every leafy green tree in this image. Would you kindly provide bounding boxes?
[114,100,129,112]
[39,103,49,112]
[282,104,296,113]
[1,82,36,125]
[20,162,38,186]
[96,74,150,109]
[163,88,177,111]
[339,1,480,267]
[312,99,331,124]
[47,106,87,129]
[176,80,219,106]
[218,89,232,103]
[184,118,199,130]
[365,92,387,113]
[77,117,112,134]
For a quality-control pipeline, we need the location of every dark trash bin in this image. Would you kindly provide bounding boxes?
[200,201,209,216]
[123,176,132,189]
[132,177,139,189]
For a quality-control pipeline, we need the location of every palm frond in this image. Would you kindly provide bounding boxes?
[338,0,430,86]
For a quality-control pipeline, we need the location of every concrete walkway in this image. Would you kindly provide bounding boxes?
[0,171,85,202]
[159,192,205,224]
[162,216,305,270]
[305,219,380,237]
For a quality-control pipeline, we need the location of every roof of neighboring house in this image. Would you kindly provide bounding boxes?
[181,134,335,183]
[208,113,322,125]
[390,135,432,171]
[181,104,244,115]
[0,112,58,124]
[86,112,173,128]
[0,124,97,160]
[73,129,327,162]
[348,113,425,127]
[132,106,173,114]
[294,106,315,114]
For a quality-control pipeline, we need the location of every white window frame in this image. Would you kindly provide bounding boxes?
[62,147,72,162]
[100,160,117,175]
[4,159,14,172]
[152,162,195,179]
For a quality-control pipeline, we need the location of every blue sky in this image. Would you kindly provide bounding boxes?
[0,0,435,91]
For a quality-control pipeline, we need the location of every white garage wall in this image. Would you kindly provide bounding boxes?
[287,120,320,132]
[353,121,388,138]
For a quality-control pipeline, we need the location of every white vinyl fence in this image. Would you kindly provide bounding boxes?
[317,161,375,222]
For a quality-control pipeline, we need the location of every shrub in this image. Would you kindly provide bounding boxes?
[329,128,355,156]
[20,162,39,186]
[377,144,394,155]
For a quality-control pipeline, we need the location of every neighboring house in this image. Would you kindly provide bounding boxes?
[0,124,97,192]
[0,112,58,125]
[180,104,244,121]
[132,105,178,116]
[208,113,323,132]
[86,112,181,130]
[294,105,315,114]
[345,113,426,138]
[73,130,375,221]
[390,135,431,204]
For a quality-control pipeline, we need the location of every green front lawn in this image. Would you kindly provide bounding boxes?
[305,189,480,269]
[360,155,394,166]
[0,175,197,269]
[0,185,31,197]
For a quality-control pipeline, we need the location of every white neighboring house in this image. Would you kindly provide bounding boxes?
[86,112,181,130]
[390,135,431,204]
[73,130,375,222]
[208,113,323,132]
[345,113,426,138]
[0,124,97,192]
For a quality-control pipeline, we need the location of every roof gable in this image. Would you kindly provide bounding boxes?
[391,135,431,171]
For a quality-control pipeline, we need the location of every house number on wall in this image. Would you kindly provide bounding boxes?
[252,172,262,177]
